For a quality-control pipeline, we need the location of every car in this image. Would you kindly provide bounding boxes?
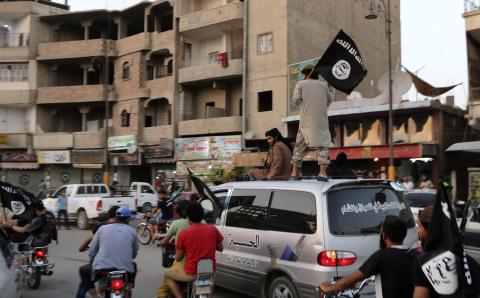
[403,189,437,219]
[199,178,417,298]
[464,204,480,264]
[0,228,21,298]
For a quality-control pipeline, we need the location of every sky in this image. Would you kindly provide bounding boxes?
[58,0,470,108]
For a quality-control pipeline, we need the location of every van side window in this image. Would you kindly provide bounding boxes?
[141,185,154,194]
[225,189,271,229]
[267,190,317,234]
[77,186,85,195]
[101,186,108,194]
[92,185,99,193]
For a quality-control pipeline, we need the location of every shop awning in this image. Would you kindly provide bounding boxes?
[145,158,175,164]
[72,164,103,169]
[446,141,480,153]
[0,162,39,169]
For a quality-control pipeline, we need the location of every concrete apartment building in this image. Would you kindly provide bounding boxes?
[465,0,480,131]
[0,0,400,191]
[0,0,68,190]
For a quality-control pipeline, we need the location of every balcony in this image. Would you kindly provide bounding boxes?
[178,116,241,136]
[145,76,174,100]
[37,39,117,61]
[0,133,31,149]
[73,131,105,149]
[180,3,243,35]
[141,126,174,145]
[151,30,174,54]
[0,89,35,105]
[37,85,113,104]
[179,58,242,84]
[117,33,151,56]
[34,132,73,150]
[0,33,30,61]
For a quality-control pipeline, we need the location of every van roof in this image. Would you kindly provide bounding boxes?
[216,178,391,193]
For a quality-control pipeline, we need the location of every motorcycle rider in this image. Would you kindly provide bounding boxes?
[156,200,191,298]
[319,215,417,298]
[165,201,224,298]
[76,206,119,298]
[5,200,56,247]
[89,207,138,292]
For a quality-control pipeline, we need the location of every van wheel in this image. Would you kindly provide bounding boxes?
[77,210,88,230]
[268,276,299,298]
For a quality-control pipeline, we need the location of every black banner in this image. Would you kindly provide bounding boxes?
[0,181,38,223]
[315,29,367,94]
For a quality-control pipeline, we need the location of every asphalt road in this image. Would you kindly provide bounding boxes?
[21,227,244,298]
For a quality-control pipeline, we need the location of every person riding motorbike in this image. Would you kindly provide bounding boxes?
[88,207,138,294]
[319,215,417,298]
[147,190,174,238]
[76,206,120,298]
[156,200,191,298]
[165,202,224,298]
[4,200,56,248]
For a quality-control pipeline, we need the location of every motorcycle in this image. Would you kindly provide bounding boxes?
[166,259,215,298]
[12,237,54,289]
[319,276,375,298]
[97,270,132,298]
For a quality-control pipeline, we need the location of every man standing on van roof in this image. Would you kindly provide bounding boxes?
[319,215,417,298]
[291,64,333,177]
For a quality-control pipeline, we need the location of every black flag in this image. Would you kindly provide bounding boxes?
[315,29,367,94]
[420,184,473,296]
[0,181,38,224]
[187,168,221,218]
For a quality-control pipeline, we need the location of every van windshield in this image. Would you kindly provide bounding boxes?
[327,186,414,235]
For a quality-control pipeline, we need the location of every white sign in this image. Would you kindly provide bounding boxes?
[37,150,71,164]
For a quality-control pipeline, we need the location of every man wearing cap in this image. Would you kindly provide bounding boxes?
[89,207,138,283]
[291,64,333,177]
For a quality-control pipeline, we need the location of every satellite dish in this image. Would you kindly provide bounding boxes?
[127,143,137,155]
[347,91,363,100]
[244,131,254,140]
[377,70,412,99]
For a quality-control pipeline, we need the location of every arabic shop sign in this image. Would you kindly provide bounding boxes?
[110,152,141,166]
[144,139,174,158]
[37,150,71,164]
[108,135,136,151]
[71,150,105,164]
[175,137,210,161]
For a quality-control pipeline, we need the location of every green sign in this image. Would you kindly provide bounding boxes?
[108,135,136,151]
[288,57,320,115]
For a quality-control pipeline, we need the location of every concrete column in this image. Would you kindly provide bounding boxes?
[81,20,94,40]
[79,107,91,132]
[80,64,90,85]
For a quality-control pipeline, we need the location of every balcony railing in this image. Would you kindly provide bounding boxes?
[466,0,480,12]
[178,116,242,136]
[34,133,73,150]
[180,2,243,32]
[0,33,29,48]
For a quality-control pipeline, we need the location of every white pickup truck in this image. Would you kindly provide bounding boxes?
[42,182,158,229]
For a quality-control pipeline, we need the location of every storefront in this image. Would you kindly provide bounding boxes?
[175,135,241,187]
[71,149,105,184]
[0,150,40,193]
[143,139,175,191]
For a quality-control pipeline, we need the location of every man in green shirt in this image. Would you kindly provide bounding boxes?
[156,200,190,298]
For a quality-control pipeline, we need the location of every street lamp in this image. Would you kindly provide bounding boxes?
[364,0,395,180]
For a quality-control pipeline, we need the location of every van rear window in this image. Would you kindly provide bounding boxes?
[327,186,414,235]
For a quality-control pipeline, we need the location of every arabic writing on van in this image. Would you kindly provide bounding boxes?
[227,234,260,249]
[340,201,406,215]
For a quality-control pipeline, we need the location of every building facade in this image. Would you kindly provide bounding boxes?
[465,0,480,130]
[0,0,402,192]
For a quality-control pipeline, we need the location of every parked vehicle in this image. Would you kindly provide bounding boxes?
[199,178,417,298]
[465,203,480,264]
[128,182,158,210]
[404,189,437,219]
[0,228,21,298]
[42,184,136,230]
[11,236,54,290]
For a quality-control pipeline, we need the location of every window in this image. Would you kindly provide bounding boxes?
[268,190,317,234]
[146,64,154,80]
[258,90,273,112]
[327,186,414,236]
[145,116,153,127]
[257,32,273,55]
[202,190,229,225]
[122,62,130,80]
[141,185,154,194]
[121,110,130,127]
[167,60,173,76]
[100,186,108,194]
[77,186,86,195]
[183,43,192,67]
[208,52,219,64]
[225,189,271,229]
[0,63,28,82]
